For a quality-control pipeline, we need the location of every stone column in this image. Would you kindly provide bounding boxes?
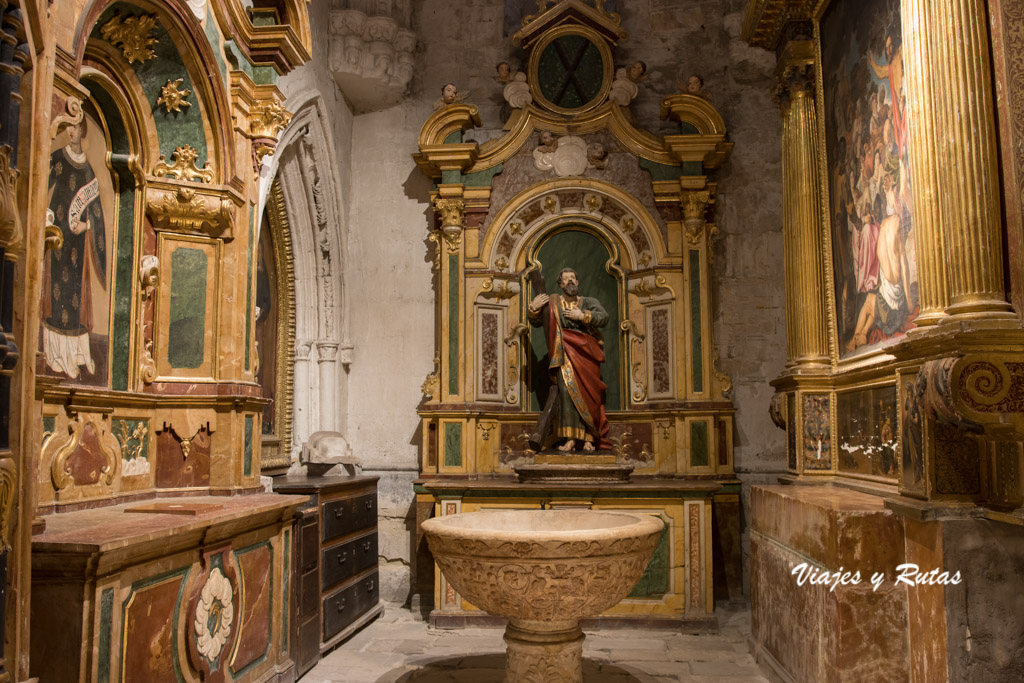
[777,44,829,368]
[900,0,948,327]
[930,0,1013,319]
[293,340,313,448]
[316,341,338,432]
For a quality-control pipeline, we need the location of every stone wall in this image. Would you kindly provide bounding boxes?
[278,0,786,604]
[943,520,1024,682]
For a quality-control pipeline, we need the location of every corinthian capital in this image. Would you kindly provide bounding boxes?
[434,197,465,229]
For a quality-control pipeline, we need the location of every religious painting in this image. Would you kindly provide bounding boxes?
[821,0,919,357]
[42,100,114,386]
[836,385,898,479]
[900,375,926,495]
[255,209,278,437]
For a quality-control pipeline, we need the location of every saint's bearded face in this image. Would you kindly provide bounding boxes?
[559,270,579,297]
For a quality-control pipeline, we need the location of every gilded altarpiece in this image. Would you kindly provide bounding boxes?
[25,2,312,682]
[414,0,740,627]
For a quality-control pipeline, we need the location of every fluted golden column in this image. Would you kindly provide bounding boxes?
[931,0,1013,319]
[901,0,948,327]
[778,47,829,368]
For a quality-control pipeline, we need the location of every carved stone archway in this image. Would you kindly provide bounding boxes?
[262,92,350,461]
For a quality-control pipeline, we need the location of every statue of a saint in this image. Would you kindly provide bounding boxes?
[527,268,611,452]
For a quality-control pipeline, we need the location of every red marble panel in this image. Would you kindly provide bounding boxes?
[822,581,909,682]
[750,536,824,682]
[904,518,949,683]
[230,545,272,674]
[66,423,107,486]
[124,574,186,683]
[156,427,211,489]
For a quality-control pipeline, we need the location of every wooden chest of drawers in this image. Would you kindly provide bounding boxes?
[274,475,382,676]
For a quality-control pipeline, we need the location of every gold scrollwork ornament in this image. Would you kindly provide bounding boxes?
[100,12,159,64]
[153,145,215,184]
[422,354,441,399]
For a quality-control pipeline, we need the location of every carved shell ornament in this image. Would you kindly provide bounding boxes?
[194,567,234,665]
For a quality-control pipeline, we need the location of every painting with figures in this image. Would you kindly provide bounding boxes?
[41,100,114,387]
[821,0,918,357]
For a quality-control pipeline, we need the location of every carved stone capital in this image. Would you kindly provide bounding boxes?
[329,6,416,113]
[681,190,711,245]
[316,341,339,363]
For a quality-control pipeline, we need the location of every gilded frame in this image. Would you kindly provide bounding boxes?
[259,179,295,471]
[527,23,615,117]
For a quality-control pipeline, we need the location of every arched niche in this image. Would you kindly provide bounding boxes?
[74,0,238,185]
[38,62,146,392]
[262,92,349,460]
[255,179,295,472]
[523,226,625,411]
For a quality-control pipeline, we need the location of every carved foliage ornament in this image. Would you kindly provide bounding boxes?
[156,78,193,113]
[153,145,215,184]
[100,12,159,64]
[146,186,233,238]
[194,567,234,665]
[434,197,465,229]
[0,146,21,251]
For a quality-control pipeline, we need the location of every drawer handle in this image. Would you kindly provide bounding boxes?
[365,500,373,510]
[363,541,372,552]
[338,554,346,564]
[336,598,346,612]
[335,509,344,519]
[366,580,375,591]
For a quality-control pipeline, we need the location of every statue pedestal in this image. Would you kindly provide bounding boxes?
[504,619,584,683]
[515,454,633,484]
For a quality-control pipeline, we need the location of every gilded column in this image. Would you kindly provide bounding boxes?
[900,0,948,327]
[777,43,829,368]
[931,0,1013,319]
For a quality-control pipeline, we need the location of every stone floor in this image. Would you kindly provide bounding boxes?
[301,604,770,682]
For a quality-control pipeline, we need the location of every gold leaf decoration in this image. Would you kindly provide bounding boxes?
[100,13,159,64]
[152,145,215,184]
[156,78,192,113]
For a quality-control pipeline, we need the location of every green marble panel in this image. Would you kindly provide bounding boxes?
[529,229,621,410]
[689,249,703,393]
[448,254,459,396]
[441,169,461,185]
[204,6,229,85]
[168,247,208,369]
[42,417,55,444]
[443,131,462,144]
[98,587,114,683]
[680,122,700,135]
[94,4,208,166]
[443,422,462,468]
[537,35,603,109]
[639,158,682,182]
[682,161,704,176]
[690,420,709,468]
[464,164,503,187]
[628,524,669,598]
[244,415,254,477]
[252,66,279,86]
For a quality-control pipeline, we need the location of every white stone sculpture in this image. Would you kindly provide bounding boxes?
[329,6,416,113]
[503,72,532,109]
[533,133,588,177]
[301,430,360,475]
[609,61,647,106]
